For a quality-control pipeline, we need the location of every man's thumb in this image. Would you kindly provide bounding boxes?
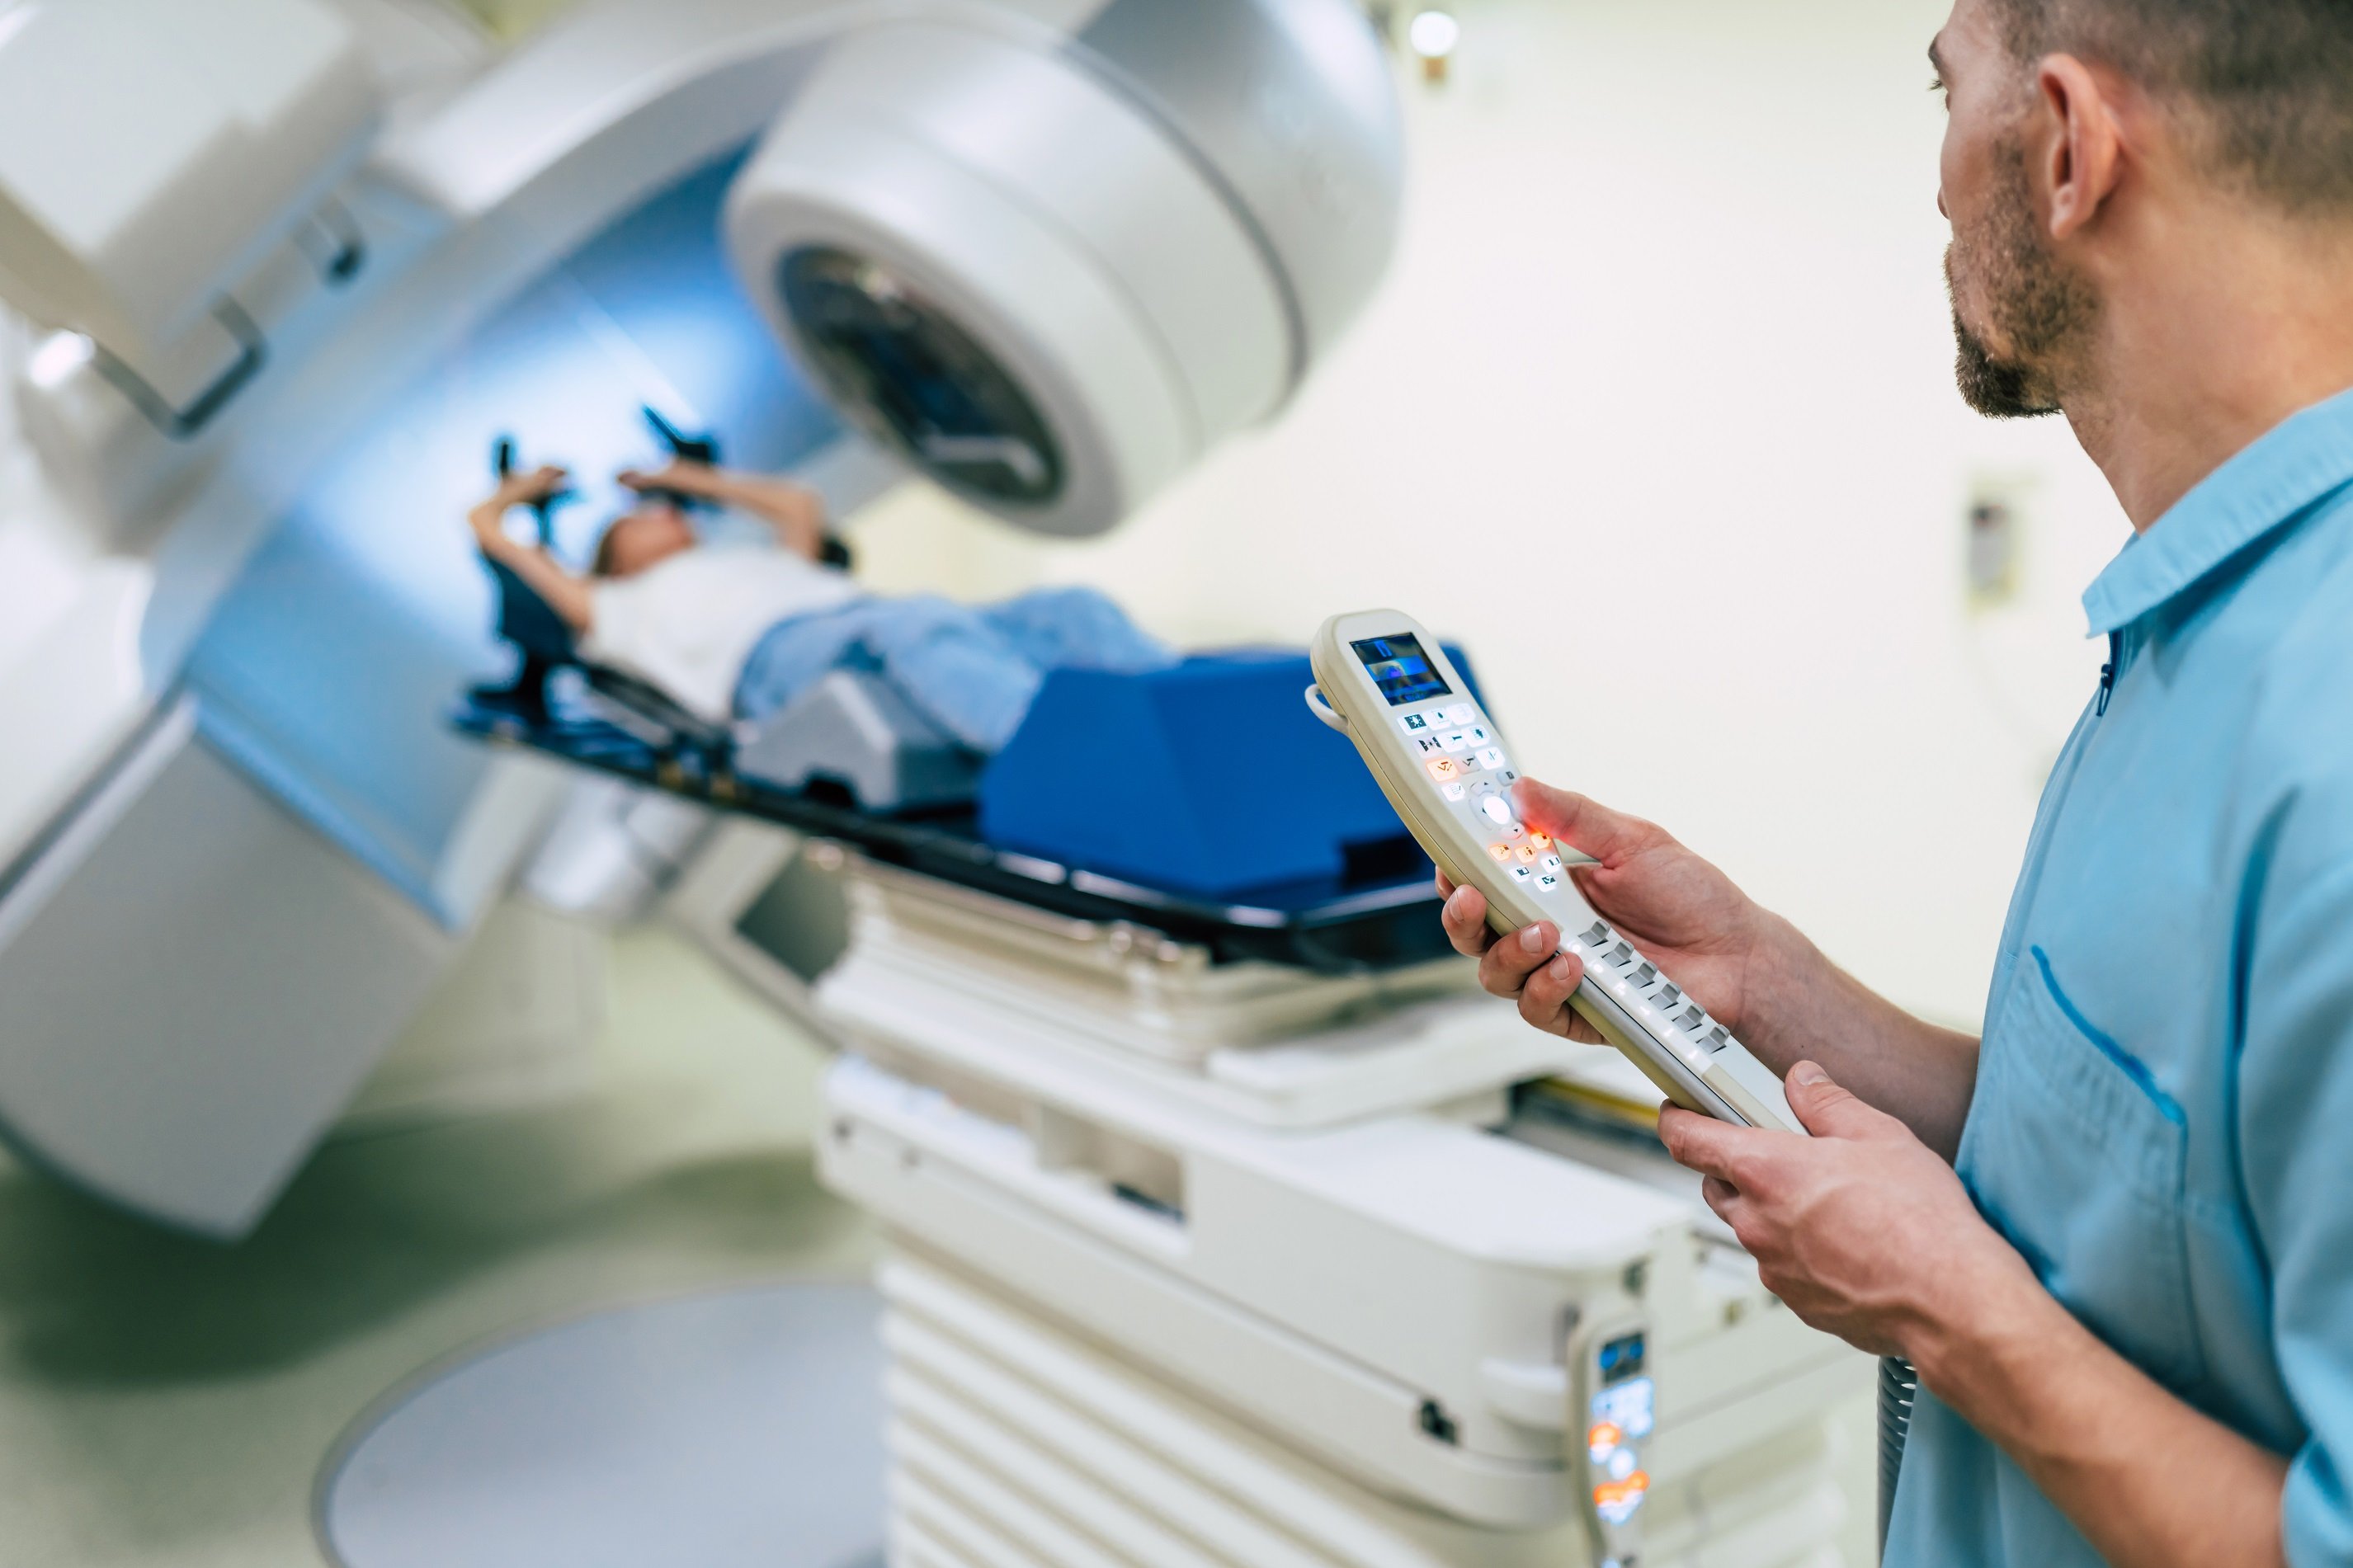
[1784,1061,1881,1138]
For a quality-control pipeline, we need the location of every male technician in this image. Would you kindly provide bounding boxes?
[1442,1,2353,1562]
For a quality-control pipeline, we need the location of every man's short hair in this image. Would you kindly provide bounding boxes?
[1988,0,2353,213]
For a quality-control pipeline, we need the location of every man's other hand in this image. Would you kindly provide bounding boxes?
[1657,1064,2039,1363]
[1436,780,1777,1043]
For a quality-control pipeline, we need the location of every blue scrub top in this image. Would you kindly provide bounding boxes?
[1885,386,2353,1567]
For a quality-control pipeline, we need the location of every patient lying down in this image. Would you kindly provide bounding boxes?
[469,459,1172,751]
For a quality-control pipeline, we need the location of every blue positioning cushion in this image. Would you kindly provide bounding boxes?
[978,647,1481,898]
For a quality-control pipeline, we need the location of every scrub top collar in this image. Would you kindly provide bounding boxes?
[2081,383,2353,637]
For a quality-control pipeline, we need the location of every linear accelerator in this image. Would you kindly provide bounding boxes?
[0,2,1868,1563]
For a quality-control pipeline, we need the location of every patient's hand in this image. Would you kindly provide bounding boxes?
[625,464,831,561]
[617,460,714,497]
[485,464,570,509]
[471,464,569,549]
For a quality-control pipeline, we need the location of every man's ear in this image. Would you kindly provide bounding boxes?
[2034,54,2127,242]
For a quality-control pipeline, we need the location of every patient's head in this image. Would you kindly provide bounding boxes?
[592,505,696,577]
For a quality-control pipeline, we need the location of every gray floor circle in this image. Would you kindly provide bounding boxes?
[319,1281,886,1568]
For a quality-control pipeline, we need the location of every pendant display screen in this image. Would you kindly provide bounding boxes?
[1352,633,1452,707]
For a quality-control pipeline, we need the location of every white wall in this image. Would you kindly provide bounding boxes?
[855,0,2132,1029]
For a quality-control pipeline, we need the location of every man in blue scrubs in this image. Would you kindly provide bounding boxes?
[1441,0,2353,1561]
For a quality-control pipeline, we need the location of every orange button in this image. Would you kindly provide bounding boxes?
[1516,843,1540,863]
[1426,757,1462,782]
[1529,832,1553,850]
[1587,1420,1624,1456]
[1487,843,1513,862]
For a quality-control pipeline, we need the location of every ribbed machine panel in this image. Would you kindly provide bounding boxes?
[875,1254,1849,1568]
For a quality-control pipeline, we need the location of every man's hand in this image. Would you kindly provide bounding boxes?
[1438,779,1783,1043]
[1658,1063,2039,1361]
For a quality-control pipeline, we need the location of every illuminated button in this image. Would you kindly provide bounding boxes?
[1529,832,1552,850]
[1587,1421,1624,1462]
[1480,794,1515,826]
[1400,713,1431,734]
[1467,725,1492,746]
[1441,781,1469,802]
[1509,864,1535,883]
[1536,873,1562,890]
[1516,843,1540,863]
[1439,731,1470,753]
[1444,703,1476,725]
[1415,735,1445,755]
[1426,757,1463,783]
[1540,855,1563,873]
[1487,843,1513,862]
[1476,747,1507,770]
[1608,1448,1637,1481]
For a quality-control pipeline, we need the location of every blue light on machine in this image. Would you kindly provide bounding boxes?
[183,148,844,925]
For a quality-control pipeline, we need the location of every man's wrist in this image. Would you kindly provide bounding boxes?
[1905,1243,2067,1420]
[1737,909,1824,1052]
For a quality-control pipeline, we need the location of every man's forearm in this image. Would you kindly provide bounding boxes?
[1917,1272,2288,1568]
[1743,915,1979,1157]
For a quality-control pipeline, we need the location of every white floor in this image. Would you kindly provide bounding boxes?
[0,926,875,1568]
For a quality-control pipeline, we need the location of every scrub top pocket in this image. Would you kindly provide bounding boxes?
[1959,949,2205,1392]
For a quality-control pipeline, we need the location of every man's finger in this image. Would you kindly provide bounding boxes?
[1440,884,1499,958]
[1511,781,1658,864]
[1784,1062,1900,1141]
[1477,921,1558,999]
[1519,949,1584,1029]
[1657,1105,1770,1186]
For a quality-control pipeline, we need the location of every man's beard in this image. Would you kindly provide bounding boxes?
[1945,148,2097,419]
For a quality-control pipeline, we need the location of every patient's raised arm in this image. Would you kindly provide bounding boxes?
[468,465,597,633]
[618,462,830,562]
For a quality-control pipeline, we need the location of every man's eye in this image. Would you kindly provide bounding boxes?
[1929,73,1948,96]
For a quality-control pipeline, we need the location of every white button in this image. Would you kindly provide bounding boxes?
[1537,873,1562,890]
[1467,726,1492,745]
[1399,713,1431,734]
[1476,747,1507,770]
[1414,735,1445,754]
[1510,864,1535,882]
[1540,855,1563,873]
[1480,794,1515,826]
[1445,703,1477,725]
[1441,782,1469,802]
[1439,732,1470,753]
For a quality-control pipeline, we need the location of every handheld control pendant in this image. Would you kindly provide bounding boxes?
[1307,610,1806,1135]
